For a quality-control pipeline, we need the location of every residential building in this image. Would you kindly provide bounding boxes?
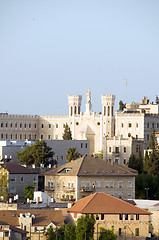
[0,163,38,198]
[103,136,144,165]
[0,140,89,167]
[44,156,137,201]
[0,222,27,240]
[0,210,64,240]
[67,192,151,239]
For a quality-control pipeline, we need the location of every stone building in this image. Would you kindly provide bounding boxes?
[0,163,38,198]
[44,156,137,201]
[0,91,159,161]
[0,90,115,155]
[67,192,151,239]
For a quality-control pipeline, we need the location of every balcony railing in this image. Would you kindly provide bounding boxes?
[80,187,94,192]
[62,187,75,192]
[45,186,54,191]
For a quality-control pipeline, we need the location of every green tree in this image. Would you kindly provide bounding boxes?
[0,169,9,202]
[76,214,95,240]
[64,223,76,240]
[119,100,126,111]
[144,127,159,176]
[17,140,54,167]
[127,151,143,174]
[24,183,36,200]
[99,228,117,240]
[46,227,56,240]
[66,148,80,162]
[62,123,72,140]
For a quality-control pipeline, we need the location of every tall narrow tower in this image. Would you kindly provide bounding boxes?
[68,95,82,117]
[101,95,115,137]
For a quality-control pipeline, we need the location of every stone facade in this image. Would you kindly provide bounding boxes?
[0,93,159,159]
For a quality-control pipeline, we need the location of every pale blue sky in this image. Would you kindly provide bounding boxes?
[0,0,159,115]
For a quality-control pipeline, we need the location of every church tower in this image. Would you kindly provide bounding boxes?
[68,95,82,117]
[101,95,115,137]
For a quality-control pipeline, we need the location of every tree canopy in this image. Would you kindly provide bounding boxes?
[143,127,159,176]
[62,123,72,140]
[66,148,80,162]
[24,183,36,200]
[46,223,76,240]
[75,214,95,240]
[99,227,117,240]
[17,141,54,167]
[0,169,9,202]
[127,151,143,174]
[119,100,126,111]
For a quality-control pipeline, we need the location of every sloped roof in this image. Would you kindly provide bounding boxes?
[0,210,64,227]
[68,192,150,215]
[0,163,37,174]
[45,156,137,177]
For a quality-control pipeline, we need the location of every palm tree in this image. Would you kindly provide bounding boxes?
[66,148,80,162]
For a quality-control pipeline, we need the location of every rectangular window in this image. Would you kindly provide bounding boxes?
[15,123,17,128]
[135,228,139,236]
[81,143,83,148]
[20,123,22,128]
[10,177,16,182]
[29,124,31,128]
[125,214,128,220]
[128,123,132,127]
[96,181,101,189]
[24,123,27,128]
[61,156,63,161]
[130,215,134,220]
[1,134,3,139]
[41,135,43,140]
[119,228,122,236]
[115,147,119,153]
[124,147,126,153]
[118,181,123,188]
[15,134,17,139]
[128,181,132,188]
[85,143,87,148]
[56,124,58,128]
[147,122,149,128]
[101,214,104,220]
[105,181,109,188]
[119,214,123,220]
[41,124,44,128]
[109,147,111,153]
[136,214,139,220]
[5,123,8,128]
[48,135,51,139]
[20,176,24,182]
[49,124,51,128]
[110,181,114,188]
[121,123,124,128]
[34,124,37,128]
[20,134,22,139]
[10,187,16,193]
[10,123,12,128]
[1,122,3,127]
[136,123,138,128]
[147,134,149,141]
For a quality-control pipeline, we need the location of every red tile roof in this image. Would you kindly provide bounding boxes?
[68,192,150,215]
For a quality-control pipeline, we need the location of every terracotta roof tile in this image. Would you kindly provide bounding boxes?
[0,210,64,227]
[44,156,137,177]
[68,192,150,215]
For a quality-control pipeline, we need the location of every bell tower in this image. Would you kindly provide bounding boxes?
[68,95,82,117]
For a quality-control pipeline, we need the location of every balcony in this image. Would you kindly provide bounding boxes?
[112,152,120,157]
[45,186,54,192]
[62,187,75,193]
[80,187,94,192]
